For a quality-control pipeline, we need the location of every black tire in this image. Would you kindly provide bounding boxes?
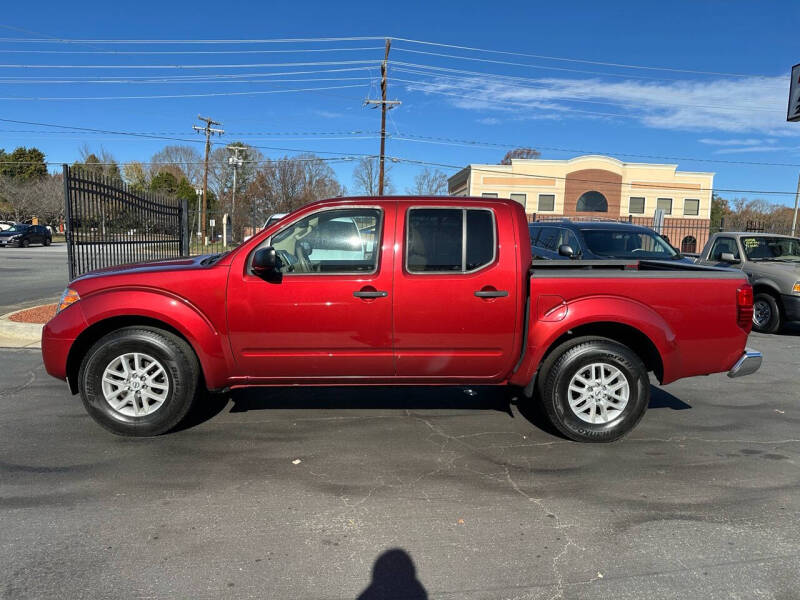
[752,292,781,334]
[540,337,650,443]
[78,326,199,436]
[21,238,30,248]
[43,237,51,246]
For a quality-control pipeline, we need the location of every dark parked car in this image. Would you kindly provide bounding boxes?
[0,224,52,247]
[529,220,692,262]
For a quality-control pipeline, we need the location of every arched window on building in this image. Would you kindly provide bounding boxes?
[681,235,697,253]
[576,191,608,212]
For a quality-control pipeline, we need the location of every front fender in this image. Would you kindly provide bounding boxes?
[77,287,231,389]
[511,295,679,387]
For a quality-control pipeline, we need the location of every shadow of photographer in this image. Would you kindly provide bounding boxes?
[356,548,428,600]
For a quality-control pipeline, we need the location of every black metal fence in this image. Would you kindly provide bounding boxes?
[63,165,188,280]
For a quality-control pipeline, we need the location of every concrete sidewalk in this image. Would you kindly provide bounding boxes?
[0,309,44,348]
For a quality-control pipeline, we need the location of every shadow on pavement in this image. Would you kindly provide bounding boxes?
[177,383,692,439]
[356,549,428,600]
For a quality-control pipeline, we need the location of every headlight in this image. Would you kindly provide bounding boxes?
[793,281,800,294]
[56,288,80,314]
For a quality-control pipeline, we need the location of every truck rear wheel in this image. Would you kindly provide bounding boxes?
[540,338,650,442]
[78,327,199,436]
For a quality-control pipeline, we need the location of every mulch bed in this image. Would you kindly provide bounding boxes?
[8,304,58,324]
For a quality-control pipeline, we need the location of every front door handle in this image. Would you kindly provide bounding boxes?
[474,289,508,298]
[353,290,388,298]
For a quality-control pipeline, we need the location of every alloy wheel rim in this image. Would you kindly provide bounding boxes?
[753,300,770,328]
[101,352,170,417]
[567,362,630,424]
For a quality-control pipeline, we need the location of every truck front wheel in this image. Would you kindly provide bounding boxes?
[752,293,781,333]
[540,338,650,442]
[78,327,199,436]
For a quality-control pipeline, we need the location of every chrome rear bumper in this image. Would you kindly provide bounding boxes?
[727,348,762,378]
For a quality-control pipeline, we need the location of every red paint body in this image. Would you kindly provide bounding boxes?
[41,197,752,392]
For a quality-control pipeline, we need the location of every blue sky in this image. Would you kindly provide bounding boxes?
[1,0,799,204]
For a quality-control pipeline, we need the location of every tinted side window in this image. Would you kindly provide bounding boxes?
[407,209,462,272]
[559,229,580,251]
[406,208,495,273]
[466,210,493,270]
[537,227,560,251]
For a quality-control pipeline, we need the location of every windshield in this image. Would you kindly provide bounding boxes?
[741,236,800,262]
[581,229,679,259]
[5,224,30,233]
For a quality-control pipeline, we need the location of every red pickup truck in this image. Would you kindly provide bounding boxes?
[42,197,761,442]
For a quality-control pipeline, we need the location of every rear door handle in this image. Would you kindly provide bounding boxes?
[353,290,388,298]
[474,290,508,298]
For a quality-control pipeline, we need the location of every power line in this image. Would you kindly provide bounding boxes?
[0,83,367,101]
[392,47,700,81]
[0,59,382,69]
[2,117,796,169]
[0,33,770,77]
[0,76,375,85]
[0,66,378,81]
[0,46,384,55]
[0,36,386,44]
[389,132,800,168]
[389,156,800,196]
[390,37,762,78]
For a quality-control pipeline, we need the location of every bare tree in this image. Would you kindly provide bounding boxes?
[243,154,345,231]
[76,145,122,179]
[0,174,63,225]
[353,157,393,196]
[149,145,203,185]
[406,167,448,196]
[500,147,541,165]
[208,143,264,210]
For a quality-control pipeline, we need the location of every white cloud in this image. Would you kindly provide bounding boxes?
[403,74,796,135]
[698,138,769,146]
[714,145,799,154]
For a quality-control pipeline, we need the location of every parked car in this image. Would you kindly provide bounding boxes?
[0,220,16,231]
[42,196,760,442]
[696,232,800,333]
[0,224,52,247]
[243,213,289,242]
[529,220,693,262]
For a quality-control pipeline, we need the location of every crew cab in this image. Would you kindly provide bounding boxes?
[42,197,761,442]
[696,232,800,333]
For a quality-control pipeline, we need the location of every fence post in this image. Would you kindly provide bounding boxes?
[62,164,76,281]
[179,197,189,256]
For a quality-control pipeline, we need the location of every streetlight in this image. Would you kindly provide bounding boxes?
[194,188,203,239]
[227,146,245,242]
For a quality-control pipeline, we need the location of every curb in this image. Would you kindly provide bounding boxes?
[0,308,46,344]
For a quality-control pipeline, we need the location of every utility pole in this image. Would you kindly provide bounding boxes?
[792,172,800,237]
[227,145,245,242]
[193,115,223,245]
[364,38,401,195]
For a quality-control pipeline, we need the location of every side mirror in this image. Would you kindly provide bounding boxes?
[720,252,739,263]
[558,244,576,258]
[252,246,280,275]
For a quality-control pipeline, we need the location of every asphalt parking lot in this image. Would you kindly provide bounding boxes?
[0,244,69,314]
[1,326,798,599]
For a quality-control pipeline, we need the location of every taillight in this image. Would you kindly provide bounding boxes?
[736,286,753,331]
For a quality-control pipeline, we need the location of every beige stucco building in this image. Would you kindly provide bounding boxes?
[448,155,714,251]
